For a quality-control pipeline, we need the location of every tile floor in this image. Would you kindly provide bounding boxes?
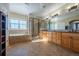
[6,40,79,56]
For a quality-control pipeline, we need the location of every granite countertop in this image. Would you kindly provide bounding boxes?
[41,30,79,33]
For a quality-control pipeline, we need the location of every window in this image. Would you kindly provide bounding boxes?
[8,19,27,29]
[20,20,27,29]
[10,20,19,29]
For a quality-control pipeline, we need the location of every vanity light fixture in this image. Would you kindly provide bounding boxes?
[68,5,77,11]
[52,13,58,18]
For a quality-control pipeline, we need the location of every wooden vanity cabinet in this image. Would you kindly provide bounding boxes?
[40,31,79,53]
[61,32,79,52]
[50,32,62,45]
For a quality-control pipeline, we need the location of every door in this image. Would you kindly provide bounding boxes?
[32,18,40,40]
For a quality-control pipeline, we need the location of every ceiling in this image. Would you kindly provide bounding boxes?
[9,3,65,18]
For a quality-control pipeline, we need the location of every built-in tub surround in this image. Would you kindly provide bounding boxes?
[8,28,32,46]
[8,27,32,46]
[9,34,26,36]
[9,35,32,46]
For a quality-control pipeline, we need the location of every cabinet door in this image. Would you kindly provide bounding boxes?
[47,32,51,42]
[62,33,71,48]
[46,32,49,41]
[52,32,57,44]
[71,34,79,52]
[56,32,62,45]
[48,32,53,42]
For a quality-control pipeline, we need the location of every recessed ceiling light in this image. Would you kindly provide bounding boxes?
[40,3,46,9]
[25,3,30,6]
